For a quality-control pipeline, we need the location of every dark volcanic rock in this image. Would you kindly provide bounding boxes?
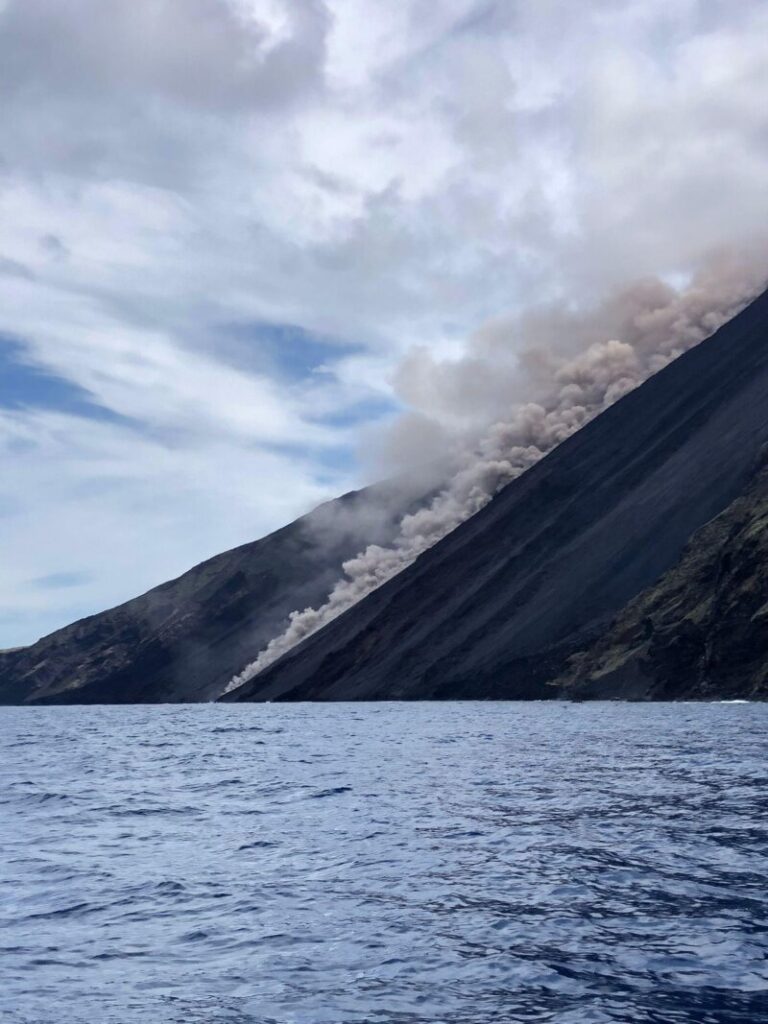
[556,459,768,700]
[0,482,422,705]
[227,286,768,703]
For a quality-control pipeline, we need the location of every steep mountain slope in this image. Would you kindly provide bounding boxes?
[227,286,768,703]
[556,459,768,700]
[0,481,422,704]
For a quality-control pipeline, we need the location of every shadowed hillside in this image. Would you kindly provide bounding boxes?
[0,482,423,704]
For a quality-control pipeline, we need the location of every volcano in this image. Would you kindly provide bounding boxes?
[4,288,768,705]
[225,286,768,703]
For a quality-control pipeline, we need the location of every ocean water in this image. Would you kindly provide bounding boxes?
[1,702,767,1024]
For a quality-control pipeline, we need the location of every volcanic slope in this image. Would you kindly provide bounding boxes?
[555,458,768,701]
[0,481,422,705]
[227,286,768,702]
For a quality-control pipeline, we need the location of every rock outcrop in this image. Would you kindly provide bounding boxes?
[557,459,768,700]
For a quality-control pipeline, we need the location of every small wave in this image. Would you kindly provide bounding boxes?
[154,880,186,894]
[108,805,197,818]
[22,902,92,922]
[211,725,284,735]
[211,725,263,734]
[27,792,71,804]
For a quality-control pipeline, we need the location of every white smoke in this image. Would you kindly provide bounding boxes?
[226,250,768,692]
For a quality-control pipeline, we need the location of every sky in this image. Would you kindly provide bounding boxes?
[1,0,768,648]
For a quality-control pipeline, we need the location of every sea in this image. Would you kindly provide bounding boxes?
[1,701,767,1024]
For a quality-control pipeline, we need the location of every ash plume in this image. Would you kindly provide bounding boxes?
[226,251,768,692]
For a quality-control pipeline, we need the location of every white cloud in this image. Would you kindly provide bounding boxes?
[0,406,350,646]
[1,0,767,644]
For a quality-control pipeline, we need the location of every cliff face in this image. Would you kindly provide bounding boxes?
[0,482,421,705]
[227,287,768,704]
[557,461,768,701]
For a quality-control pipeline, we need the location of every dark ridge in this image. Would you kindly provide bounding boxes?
[0,480,425,705]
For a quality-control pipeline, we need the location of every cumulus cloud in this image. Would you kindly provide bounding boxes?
[2,0,768,646]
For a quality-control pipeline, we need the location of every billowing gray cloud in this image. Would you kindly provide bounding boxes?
[0,0,328,186]
[1,0,327,111]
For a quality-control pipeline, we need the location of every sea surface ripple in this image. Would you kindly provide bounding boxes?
[1,701,767,1023]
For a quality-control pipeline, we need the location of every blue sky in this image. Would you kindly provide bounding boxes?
[1,0,767,647]
[0,336,124,422]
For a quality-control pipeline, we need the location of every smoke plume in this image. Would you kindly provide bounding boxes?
[226,250,768,692]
